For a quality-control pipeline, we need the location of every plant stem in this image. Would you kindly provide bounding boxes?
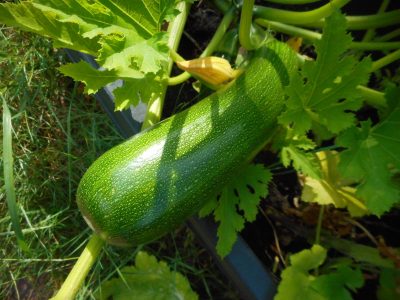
[169,48,184,62]
[167,7,235,86]
[212,0,232,13]
[239,0,256,50]
[51,234,104,300]
[253,0,350,25]
[304,9,400,29]
[350,41,400,51]
[315,206,324,246]
[262,0,322,4]
[357,86,386,108]
[256,19,320,39]
[256,19,400,50]
[344,217,378,246]
[141,1,190,129]
[371,48,400,72]
[202,7,236,57]
[362,0,390,42]
[375,28,400,42]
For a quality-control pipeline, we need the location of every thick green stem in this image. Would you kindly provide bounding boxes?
[253,0,350,25]
[357,86,386,108]
[202,7,235,57]
[213,0,232,13]
[256,19,319,39]
[256,19,400,50]
[305,9,400,29]
[169,48,184,62]
[167,7,235,86]
[141,1,190,129]
[51,234,104,300]
[239,0,256,50]
[371,48,400,72]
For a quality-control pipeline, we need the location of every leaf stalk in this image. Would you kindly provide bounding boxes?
[141,1,191,129]
[253,0,350,25]
[256,19,400,50]
[51,234,104,300]
[239,0,257,50]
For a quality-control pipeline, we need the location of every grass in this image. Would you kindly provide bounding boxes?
[0,28,238,299]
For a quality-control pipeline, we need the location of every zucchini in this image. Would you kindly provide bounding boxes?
[77,41,297,247]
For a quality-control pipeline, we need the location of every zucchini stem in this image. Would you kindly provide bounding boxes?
[169,48,185,62]
[375,28,400,42]
[141,1,191,129]
[357,86,386,108]
[51,234,104,300]
[305,9,400,30]
[371,48,400,72]
[167,7,236,86]
[253,0,350,25]
[256,19,400,50]
[216,0,400,30]
[239,0,256,50]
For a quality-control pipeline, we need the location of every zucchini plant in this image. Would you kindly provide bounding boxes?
[1,0,399,299]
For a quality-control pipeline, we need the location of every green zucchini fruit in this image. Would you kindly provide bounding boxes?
[77,41,297,247]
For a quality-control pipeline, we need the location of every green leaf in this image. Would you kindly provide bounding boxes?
[95,251,198,300]
[275,245,364,300]
[214,187,245,258]
[207,164,272,257]
[301,151,368,217]
[113,77,163,110]
[310,265,364,300]
[377,268,400,300]
[58,61,131,94]
[281,145,321,179]
[98,34,169,75]
[0,0,179,109]
[275,129,321,179]
[278,11,371,135]
[198,198,218,218]
[0,0,177,51]
[235,164,272,221]
[325,237,394,269]
[275,245,327,300]
[0,1,101,54]
[336,87,400,216]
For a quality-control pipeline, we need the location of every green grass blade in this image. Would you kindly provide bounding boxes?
[2,97,29,252]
